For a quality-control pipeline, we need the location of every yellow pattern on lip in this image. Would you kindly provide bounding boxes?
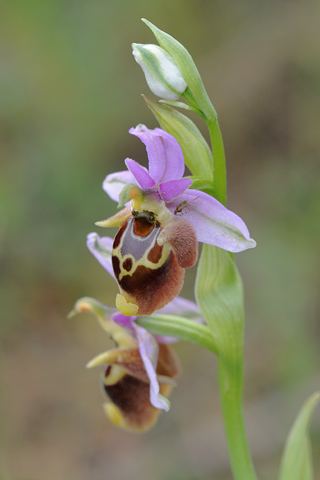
[113,219,171,281]
[116,293,139,316]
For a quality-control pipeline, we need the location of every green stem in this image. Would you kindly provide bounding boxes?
[182,86,205,114]
[204,107,256,477]
[207,118,227,206]
[218,359,258,480]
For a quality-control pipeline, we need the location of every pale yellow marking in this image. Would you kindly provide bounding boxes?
[95,206,131,227]
[86,352,113,369]
[131,196,143,211]
[103,364,127,386]
[114,236,171,281]
[116,293,139,316]
[103,403,127,429]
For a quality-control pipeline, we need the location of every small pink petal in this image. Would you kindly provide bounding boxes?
[125,158,155,189]
[103,170,137,202]
[134,324,170,411]
[129,125,185,184]
[159,178,193,202]
[87,233,115,278]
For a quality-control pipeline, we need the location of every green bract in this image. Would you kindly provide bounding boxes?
[195,246,244,365]
[279,392,320,480]
[137,313,218,354]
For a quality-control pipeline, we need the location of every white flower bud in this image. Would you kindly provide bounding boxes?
[132,43,187,101]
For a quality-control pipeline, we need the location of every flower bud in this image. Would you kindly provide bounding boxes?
[132,43,187,100]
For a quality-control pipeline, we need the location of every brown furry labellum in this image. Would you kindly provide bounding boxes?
[101,344,180,432]
[112,209,198,315]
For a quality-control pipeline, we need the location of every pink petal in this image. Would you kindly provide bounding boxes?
[134,324,170,411]
[168,189,256,252]
[103,170,137,202]
[129,125,185,184]
[158,296,202,321]
[125,158,155,189]
[112,311,136,334]
[87,233,115,278]
[159,178,193,202]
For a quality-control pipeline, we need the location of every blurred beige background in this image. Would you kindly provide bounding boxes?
[1,1,320,479]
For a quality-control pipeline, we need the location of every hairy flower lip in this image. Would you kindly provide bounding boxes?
[101,342,179,432]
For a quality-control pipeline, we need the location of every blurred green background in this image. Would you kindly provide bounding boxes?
[1,1,320,479]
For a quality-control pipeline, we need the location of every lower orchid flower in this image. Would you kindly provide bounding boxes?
[69,295,201,432]
[92,124,256,317]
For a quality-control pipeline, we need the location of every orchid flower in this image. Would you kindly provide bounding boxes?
[93,125,256,317]
[70,295,201,432]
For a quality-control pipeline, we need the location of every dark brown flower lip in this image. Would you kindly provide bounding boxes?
[100,343,180,432]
